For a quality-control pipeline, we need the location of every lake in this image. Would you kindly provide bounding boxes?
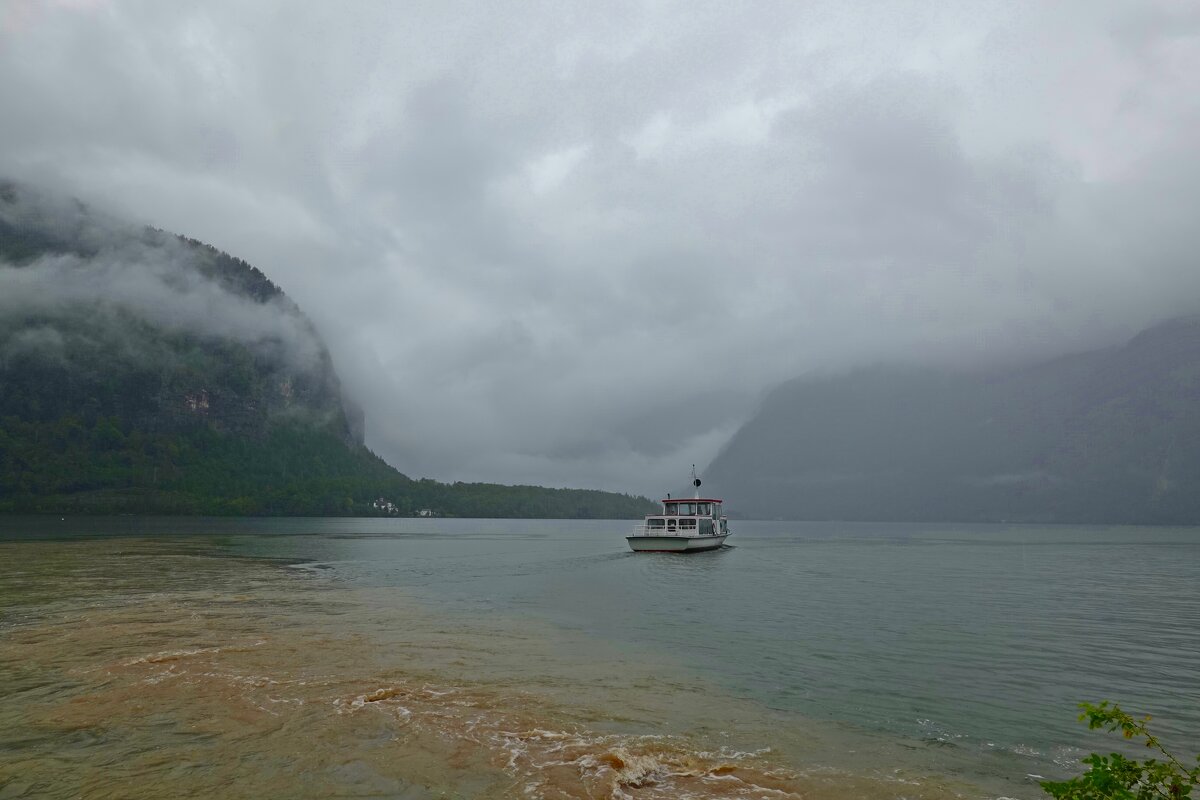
[2,517,1197,799]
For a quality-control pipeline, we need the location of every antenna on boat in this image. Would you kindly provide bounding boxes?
[692,464,701,498]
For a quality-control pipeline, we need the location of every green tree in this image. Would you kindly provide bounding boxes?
[1042,702,1198,800]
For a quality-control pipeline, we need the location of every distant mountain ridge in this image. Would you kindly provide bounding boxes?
[0,181,655,518]
[707,318,1200,523]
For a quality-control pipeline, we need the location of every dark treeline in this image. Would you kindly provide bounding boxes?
[0,415,654,518]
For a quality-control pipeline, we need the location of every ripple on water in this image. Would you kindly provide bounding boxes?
[0,538,993,800]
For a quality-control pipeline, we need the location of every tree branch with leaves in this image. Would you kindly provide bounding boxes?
[1042,702,1198,800]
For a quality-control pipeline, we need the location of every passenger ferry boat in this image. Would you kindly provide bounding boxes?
[627,469,730,553]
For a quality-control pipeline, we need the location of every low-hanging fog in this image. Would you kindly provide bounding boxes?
[2,1,1198,494]
[0,184,326,372]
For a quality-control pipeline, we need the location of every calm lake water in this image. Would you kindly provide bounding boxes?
[2,517,1197,799]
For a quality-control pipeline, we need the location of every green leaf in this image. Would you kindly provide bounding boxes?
[1043,702,1196,800]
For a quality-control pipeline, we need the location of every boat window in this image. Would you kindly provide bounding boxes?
[697,503,710,516]
[680,518,696,528]
[684,503,697,516]
[664,503,677,515]
[647,518,665,529]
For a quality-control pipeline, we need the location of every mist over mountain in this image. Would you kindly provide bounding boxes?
[708,318,1200,524]
[0,181,654,518]
[1,180,358,432]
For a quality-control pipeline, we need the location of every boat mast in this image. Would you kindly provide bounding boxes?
[692,464,701,499]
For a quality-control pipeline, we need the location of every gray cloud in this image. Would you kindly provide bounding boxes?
[1,325,68,365]
[0,251,324,370]
[1,0,1198,494]
[0,184,325,371]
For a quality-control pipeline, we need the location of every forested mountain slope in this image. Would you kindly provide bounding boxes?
[0,181,654,518]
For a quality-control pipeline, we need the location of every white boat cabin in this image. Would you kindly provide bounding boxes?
[643,497,729,537]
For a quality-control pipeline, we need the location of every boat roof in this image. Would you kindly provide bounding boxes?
[661,497,723,503]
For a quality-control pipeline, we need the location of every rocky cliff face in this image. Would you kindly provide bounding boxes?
[707,318,1200,523]
[0,180,361,447]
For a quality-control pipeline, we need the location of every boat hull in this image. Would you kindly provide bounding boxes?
[626,534,728,553]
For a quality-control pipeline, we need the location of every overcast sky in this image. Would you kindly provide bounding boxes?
[2,0,1198,494]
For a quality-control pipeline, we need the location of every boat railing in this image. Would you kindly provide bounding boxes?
[630,523,684,537]
[629,520,720,537]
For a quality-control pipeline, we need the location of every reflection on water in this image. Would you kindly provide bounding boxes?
[2,537,983,799]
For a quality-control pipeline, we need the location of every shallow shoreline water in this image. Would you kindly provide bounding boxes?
[2,518,1198,799]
